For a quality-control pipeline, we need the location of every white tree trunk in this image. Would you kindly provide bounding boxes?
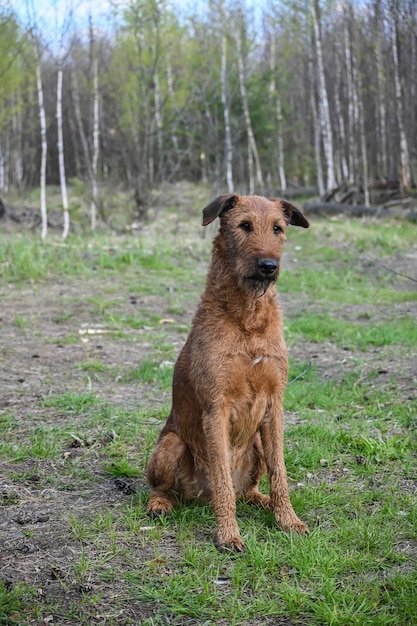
[334,85,348,182]
[334,49,349,182]
[358,73,370,205]
[375,1,388,176]
[36,61,48,239]
[269,35,286,192]
[221,33,234,193]
[57,50,70,239]
[166,64,179,153]
[235,24,263,193]
[312,0,336,191]
[344,11,358,185]
[91,56,99,231]
[275,97,286,192]
[376,39,387,176]
[391,6,411,189]
[154,71,163,173]
[308,52,324,196]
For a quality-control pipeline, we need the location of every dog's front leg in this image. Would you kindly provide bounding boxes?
[202,410,244,552]
[261,402,309,535]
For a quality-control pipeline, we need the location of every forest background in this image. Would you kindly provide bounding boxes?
[0,0,416,234]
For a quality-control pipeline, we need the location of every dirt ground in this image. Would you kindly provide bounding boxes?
[0,226,416,624]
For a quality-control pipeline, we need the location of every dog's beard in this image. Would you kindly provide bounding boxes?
[242,275,276,297]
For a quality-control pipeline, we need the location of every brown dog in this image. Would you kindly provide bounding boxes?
[146,193,309,551]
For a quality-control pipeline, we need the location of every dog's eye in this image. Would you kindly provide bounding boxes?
[239,221,253,233]
[273,225,282,234]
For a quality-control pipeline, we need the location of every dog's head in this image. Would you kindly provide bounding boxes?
[202,194,309,295]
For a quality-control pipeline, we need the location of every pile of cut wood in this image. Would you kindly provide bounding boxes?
[303,180,416,218]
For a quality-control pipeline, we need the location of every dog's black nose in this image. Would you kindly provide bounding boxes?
[257,258,278,275]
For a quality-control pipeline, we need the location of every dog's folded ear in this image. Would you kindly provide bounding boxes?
[270,198,309,229]
[202,194,239,226]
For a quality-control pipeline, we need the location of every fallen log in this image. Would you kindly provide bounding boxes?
[303,200,390,218]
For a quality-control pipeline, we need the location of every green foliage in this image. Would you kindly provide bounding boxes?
[0,11,32,130]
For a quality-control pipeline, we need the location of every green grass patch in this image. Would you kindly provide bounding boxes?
[1,427,62,461]
[105,458,142,478]
[41,391,99,413]
[125,359,174,390]
[0,233,201,285]
[288,218,417,258]
[286,312,417,349]
[101,311,161,329]
[280,264,417,304]
[122,489,417,625]
[0,581,29,625]
[77,360,109,372]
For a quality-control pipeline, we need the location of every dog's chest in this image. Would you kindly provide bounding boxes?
[227,353,284,438]
[237,337,287,388]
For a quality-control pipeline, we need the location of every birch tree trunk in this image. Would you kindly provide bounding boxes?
[154,71,163,179]
[409,11,416,158]
[344,9,358,185]
[334,49,349,182]
[391,3,411,189]
[374,0,388,176]
[375,36,388,176]
[308,50,324,196]
[35,60,48,239]
[57,48,70,239]
[357,71,370,205]
[91,56,99,231]
[221,33,234,192]
[269,35,286,192]
[166,64,179,154]
[312,0,336,191]
[235,22,263,194]
[26,0,48,236]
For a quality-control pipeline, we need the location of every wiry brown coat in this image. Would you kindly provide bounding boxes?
[146,194,309,551]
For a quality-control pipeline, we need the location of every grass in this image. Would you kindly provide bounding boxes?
[285,312,417,349]
[1,199,417,625]
[0,232,207,286]
[125,358,174,389]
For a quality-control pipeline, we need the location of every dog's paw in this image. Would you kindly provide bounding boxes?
[147,497,173,518]
[215,534,245,553]
[279,515,310,535]
[276,511,310,535]
[288,519,310,535]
